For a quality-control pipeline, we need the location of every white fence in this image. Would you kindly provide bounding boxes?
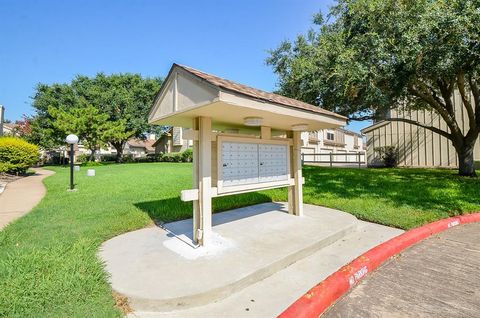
[301,152,366,168]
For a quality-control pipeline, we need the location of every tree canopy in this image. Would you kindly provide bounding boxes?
[30,73,163,161]
[49,103,128,161]
[267,0,480,176]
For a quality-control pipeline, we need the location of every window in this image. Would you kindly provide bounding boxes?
[326,132,335,141]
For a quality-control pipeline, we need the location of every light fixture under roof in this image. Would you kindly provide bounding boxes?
[243,117,263,127]
[291,124,308,131]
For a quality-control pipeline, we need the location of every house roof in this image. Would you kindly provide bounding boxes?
[127,139,156,151]
[175,64,346,120]
[337,127,363,137]
[360,121,390,134]
[2,123,16,130]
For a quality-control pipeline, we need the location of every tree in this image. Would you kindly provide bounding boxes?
[13,116,33,138]
[267,0,480,176]
[50,103,127,161]
[30,83,78,149]
[31,74,163,161]
[71,73,162,162]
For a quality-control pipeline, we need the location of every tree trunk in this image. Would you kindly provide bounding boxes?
[457,143,477,177]
[89,148,96,162]
[112,141,125,163]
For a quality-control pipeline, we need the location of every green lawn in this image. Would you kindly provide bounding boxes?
[0,163,479,317]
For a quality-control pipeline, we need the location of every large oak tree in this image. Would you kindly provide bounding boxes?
[267,0,480,176]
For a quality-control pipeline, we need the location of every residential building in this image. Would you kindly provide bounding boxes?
[153,127,192,154]
[124,135,157,158]
[300,128,365,163]
[0,105,17,136]
[0,105,4,136]
[2,123,16,136]
[361,90,480,167]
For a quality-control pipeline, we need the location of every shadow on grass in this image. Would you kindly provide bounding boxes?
[303,166,480,215]
[135,192,275,225]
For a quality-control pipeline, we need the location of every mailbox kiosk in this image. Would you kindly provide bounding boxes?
[149,64,347,246]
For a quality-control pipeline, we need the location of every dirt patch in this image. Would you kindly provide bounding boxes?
[113,291,133,315]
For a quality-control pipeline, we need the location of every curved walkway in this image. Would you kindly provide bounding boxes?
[0,168,54,230]
[324,222,480,318]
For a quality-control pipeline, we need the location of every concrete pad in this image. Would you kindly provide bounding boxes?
[100,202,359,311]
[128,221,403,318]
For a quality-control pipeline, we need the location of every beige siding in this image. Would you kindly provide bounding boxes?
[176,72,217,111]
[158,84,174,117]
[365,91,479,167]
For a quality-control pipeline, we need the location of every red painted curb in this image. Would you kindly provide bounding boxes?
[279,212,480,318]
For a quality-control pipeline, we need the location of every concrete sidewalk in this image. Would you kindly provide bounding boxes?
[0,168,54,230]
[325,222,480,318]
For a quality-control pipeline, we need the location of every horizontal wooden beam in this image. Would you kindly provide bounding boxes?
[180,178,304,202]
[183,129,199,141]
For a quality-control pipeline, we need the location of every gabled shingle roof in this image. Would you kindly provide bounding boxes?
[175,64,346,120]
[127,139,156,151]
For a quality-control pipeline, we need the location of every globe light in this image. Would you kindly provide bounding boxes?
[65,134,79,191]
[66,134,79,144]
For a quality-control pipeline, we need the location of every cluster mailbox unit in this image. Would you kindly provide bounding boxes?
[149,64,346,246]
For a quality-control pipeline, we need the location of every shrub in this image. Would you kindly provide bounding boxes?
[77,153,90,163]
[160,152,183,162]
[99,154,117,162]
[81,161,103,167]
[122,154,135,163]
[0,137,39,174]
[375,146,398,168]
[145,153,159,162]
[182,148,193,162]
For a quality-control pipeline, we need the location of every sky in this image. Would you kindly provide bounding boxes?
[0,0,370,133]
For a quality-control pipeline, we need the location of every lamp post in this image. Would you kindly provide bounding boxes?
[66,134,79,191]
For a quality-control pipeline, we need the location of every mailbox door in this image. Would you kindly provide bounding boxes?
[221,142,259,187]
[258,144,288,183]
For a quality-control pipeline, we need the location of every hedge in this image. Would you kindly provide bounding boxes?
[0,137,39,174]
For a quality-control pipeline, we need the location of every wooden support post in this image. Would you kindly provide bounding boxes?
[192,118,200,243]
[261,126,271,140]
[192,116,212,246]
[292,131,303,216]
[287,131,303,216]
[287,131,295,214]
